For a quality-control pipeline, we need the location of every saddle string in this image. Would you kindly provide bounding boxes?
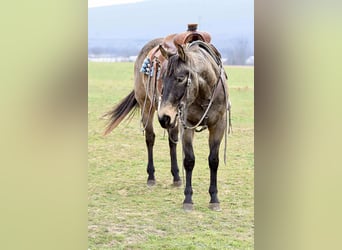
[221,68,229,165]
[139,72,150,134]
[140,57,160,134]
[223,101,233,166]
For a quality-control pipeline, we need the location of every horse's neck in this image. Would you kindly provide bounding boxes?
[198,80,213,100]
[198,65,220,98]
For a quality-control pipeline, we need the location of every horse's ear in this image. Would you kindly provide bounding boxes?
[176,44,186,62]
[159,44,173,59]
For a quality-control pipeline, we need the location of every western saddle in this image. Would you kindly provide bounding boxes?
[140,24,212,94]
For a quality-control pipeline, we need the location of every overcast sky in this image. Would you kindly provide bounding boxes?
[89,0,254,53]
[88,0,148,8]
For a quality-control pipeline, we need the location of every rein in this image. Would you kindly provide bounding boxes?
[177,71,222,132]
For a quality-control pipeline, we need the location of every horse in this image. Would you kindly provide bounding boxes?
[103,25,231,211]
[157,41,231,211]
[103,37,182,187]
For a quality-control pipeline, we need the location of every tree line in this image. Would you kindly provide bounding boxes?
[88,37,253,65]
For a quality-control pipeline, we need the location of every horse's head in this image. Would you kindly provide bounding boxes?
[157,44,200,129]
[157,43,221,129]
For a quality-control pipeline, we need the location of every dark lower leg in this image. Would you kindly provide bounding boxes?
[183,154,195,204]
[145,130,155,183]
[168,127,180,183]
[208,147,220,204]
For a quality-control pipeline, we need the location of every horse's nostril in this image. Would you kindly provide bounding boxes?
[158,115,171,128]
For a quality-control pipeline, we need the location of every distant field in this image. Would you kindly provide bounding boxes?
[88,62,254,249]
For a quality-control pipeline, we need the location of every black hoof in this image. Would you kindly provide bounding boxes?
[147,179,156,186]
[183,203,194,211]
[209,203,221,211]
[172,180,182,187]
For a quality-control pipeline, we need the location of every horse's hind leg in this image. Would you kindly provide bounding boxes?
[143,108,156,186]
[208,124,225,211]
[168,126,181,186]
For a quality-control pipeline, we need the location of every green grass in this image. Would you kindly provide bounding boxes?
[88,62,254,249]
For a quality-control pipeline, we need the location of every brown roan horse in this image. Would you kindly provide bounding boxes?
[104,37,231,211]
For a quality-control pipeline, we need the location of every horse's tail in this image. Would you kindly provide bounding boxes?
[103,90,138,135]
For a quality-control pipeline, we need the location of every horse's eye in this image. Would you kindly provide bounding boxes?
[176,76,185,83]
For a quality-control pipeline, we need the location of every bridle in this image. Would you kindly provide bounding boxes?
[177,71,222,132]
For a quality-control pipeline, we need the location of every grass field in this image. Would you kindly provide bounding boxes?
[88,62,254,249]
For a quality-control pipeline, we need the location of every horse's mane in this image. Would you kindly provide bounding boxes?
[166,43,221,80]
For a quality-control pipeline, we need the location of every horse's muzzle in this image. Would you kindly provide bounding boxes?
[158,114,171,129]
[158,114,178,129]
[158,102,178,129]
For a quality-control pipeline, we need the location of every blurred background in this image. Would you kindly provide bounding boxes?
[88,0,254,65]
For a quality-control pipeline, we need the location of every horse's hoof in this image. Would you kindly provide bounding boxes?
[172,180,182,187]
[147,179,156,186]
[209,203,221,211]
[183,203,194,211]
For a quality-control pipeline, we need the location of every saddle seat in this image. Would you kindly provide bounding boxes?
[161,24,211,54]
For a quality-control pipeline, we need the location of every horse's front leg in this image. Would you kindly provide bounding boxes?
[168,125,181,186]
[208,124,225,211]
[182,129,195,211]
